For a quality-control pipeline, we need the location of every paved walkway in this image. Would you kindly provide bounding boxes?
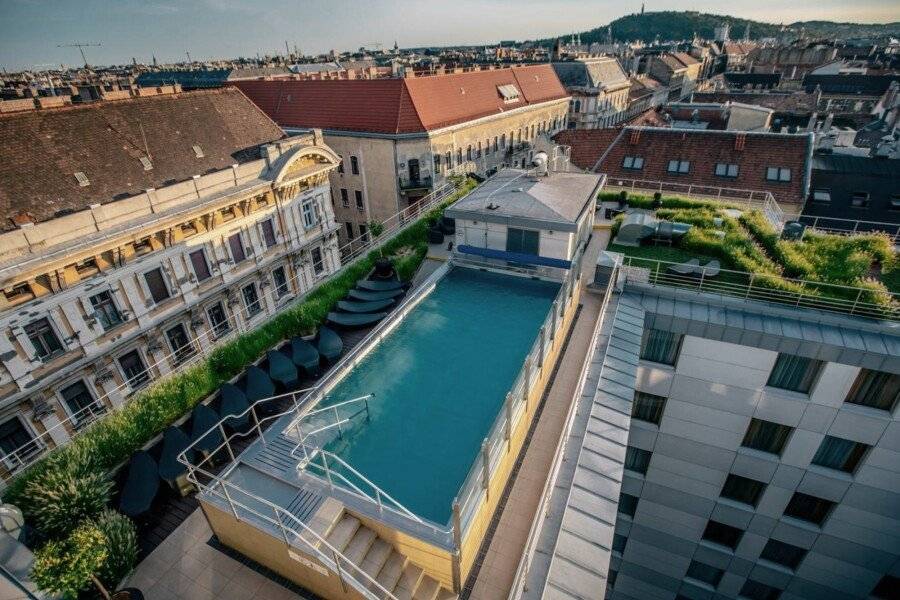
[465,228,610,600]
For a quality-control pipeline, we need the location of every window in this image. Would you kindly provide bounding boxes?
[337,156,344,173]
[345,222,354,238]
[766,167,791,182]
[851,191,870,208]
[89,291,122,331]
[685,560,724,587]
[612,533,627,554]
[355,191,364,212]
[500,134,507,149]
[24,318,63,361]
[701,520,743,550]
[340,188,349,207]
[739,580,781,600]
[189,249,212,282]
[261,219,277,248]
[60,380,103,425]
[74,171,90,187]
[624,446,651,475]
[811,435,869,473]
[872,575,900,599]
[632,391,666,425]
[622,156,644,170]
[506,228,539,255]
[227,233,247,264]
[241,283,262,317]
[311,247,324,275]
[301,197,320,228]
[845,369,898,412]
[467,145,473,161]
[811,189,831,204]
[667,159,690,174]
[350,155,359,175]
[720,474,766,506]
[165,324,194,362]
[618,492,638,517]
[742,419,792,455]
[359,224,368,242]
[272,266,289,298]
[0,418,39,463]
[118,350,149,388]
[783,492,834,525]
[639,329,682,366]
[457,148,463,165]
[207,302,230,337]
[759,539,806,570]
[767,353,822,393]
[445,151,452,169]
[715,163,739,177]
[890,194,900,212]
[433,153,441,174]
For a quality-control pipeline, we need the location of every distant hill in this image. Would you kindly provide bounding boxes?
[528,11,900,45]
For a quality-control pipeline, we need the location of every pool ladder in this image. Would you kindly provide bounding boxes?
[288,393,374,468]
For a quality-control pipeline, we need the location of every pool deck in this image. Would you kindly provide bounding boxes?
[463,227,611,600]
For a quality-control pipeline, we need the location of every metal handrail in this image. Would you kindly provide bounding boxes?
[286,393,374,434]
[185,457,399,600]
[793,214,900,243]
[620,255,899,322]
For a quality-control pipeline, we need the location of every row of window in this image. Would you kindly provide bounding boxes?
[431,118,563,173]
[640,328,899,412]
[336,155,359,175]
[810,188,900,211]
[620,155,792,183]
[338,188,365,212]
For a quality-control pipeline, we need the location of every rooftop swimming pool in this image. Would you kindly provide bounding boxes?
[314,267,559,524]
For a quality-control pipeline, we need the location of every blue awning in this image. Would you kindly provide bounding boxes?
[457,245,572,269]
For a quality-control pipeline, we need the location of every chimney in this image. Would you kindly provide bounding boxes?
[734,133,746,150]
[629,129,641,145]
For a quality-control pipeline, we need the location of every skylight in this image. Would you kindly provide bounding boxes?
[192,144,204,158]
[139,156,153,171]
[497,84,520,103]
[74,171,90,187]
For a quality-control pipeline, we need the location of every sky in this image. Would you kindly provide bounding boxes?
[1,0,898,71]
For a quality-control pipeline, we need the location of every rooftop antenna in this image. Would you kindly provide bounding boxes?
[57,42,101,68]
[186,51,192,63]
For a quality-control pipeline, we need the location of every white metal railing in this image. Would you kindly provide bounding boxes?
[603,176,786,230]
[0,177,472,482]
[287,393,374,447]
[793,214,900,243]
[507,261,619,600]
[620,255,899,322]
[452,243,584,545]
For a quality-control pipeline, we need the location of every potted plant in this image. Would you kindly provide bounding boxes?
[652,192,663,210]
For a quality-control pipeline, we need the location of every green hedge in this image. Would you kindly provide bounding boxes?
[3,177,476,508]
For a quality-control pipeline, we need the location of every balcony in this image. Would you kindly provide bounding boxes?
[399,175,433,195]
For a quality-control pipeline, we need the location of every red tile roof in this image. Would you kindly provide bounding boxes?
[554,127,813,206]
[231,65,568,135]
[0,88,285,230]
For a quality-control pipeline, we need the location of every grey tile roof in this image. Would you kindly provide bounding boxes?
[444,168,602,232]
[540,294,644,599]
[552,58,630,91]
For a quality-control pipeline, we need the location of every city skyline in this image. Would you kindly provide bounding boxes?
[1,0,899,71]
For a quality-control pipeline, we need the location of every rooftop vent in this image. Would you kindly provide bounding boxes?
[486,203,500,210]
[74,171,90,187]
[192,145,204,158]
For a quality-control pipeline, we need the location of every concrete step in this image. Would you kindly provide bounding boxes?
[435,588,457,600]
[374,551,406,593]
[325,515,360,552]
[412,575,440,600]
[307,499,344,540]
[393,564,425,600]
[360,538,393,580]
[343,526,377,564]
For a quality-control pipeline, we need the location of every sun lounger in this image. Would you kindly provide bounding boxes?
[244,366,276,403]
[337,299,395,313]
[316,327,344,363]
[327,311,387,328]
[158,426,194,496]
[356,279,404,292]
[699,260,721,278]
[219,384,250,431]
[189,404,223,457]
[348,288,404,302]
[666,258,700,276]
[289,337,320,375]
[267,350,299,389]
[119,451,159,518]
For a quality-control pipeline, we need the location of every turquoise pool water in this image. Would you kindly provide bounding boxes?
[317,267,559,524]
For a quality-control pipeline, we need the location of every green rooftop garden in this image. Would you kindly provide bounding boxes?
[5,176,477,599]
[602,192,898,316]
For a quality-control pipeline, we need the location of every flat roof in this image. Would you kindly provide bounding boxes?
[445,168,602,232]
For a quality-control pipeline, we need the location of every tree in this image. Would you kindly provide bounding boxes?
[32,524,112,600]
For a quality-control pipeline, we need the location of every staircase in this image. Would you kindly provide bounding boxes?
[308,501,456,600]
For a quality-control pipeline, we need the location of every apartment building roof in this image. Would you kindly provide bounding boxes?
[231,64,569,135]
[803,73,899,96]
[552,58,630,91]
[0,87,284,230]
[692,91,820,115]
[656,54,688,72]
[671,52,700,67]
[553,126,814,206]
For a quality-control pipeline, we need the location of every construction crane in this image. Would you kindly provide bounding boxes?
[57,42,101,68]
